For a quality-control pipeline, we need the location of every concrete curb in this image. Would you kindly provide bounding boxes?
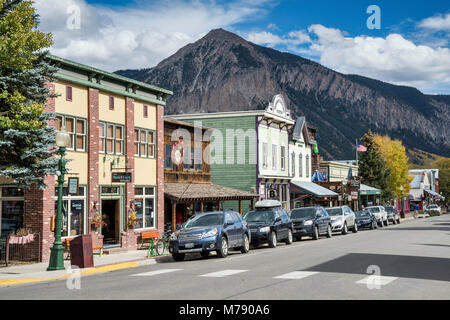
[0,257,157,287]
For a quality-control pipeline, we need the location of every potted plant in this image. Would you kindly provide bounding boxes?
[128,211,139,228]
[9,228,34,244]
[91,213,107,229]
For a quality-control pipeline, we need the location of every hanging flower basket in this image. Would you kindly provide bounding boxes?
[91,213,107,229]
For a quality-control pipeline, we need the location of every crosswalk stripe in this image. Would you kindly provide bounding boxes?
[199,270,248,278]
[274,271,319,280]
[356,275,398,286]
[130,269,183,277]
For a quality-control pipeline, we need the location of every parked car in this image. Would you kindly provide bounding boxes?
[355,210,377,230]
[289,206,332,241]
[169,210,250,261]
[425,204,442,216]
[243,200,293,248]
[384,206,401,224]
[366,206,388,227]
[325,206,358,234]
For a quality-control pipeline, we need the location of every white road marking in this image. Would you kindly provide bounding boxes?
[130,269,182,277]
[274,271,319,280]
[199,270,248,278]
[356,275,398,286]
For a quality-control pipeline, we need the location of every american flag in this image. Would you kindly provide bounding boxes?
[357,144,367,152]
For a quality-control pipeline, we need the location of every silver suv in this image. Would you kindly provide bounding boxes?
[366,206,388,227]
[325,206,358,234]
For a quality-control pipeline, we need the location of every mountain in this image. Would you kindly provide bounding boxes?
[116,28,450,161]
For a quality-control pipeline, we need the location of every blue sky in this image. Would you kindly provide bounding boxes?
[34,0,450,93]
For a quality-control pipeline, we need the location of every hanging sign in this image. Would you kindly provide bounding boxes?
[68,177,79,195]
[350,176,361,188]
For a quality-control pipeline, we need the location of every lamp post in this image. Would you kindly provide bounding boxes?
[400,185,404,219]
[47,127,70,271]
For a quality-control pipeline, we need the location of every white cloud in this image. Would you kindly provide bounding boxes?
[34,0,273,71]
[306,24,450,92]
[418,13,450,31]
[246,30,311,47]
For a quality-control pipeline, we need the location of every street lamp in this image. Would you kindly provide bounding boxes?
[400,185,404,219]
[47,127,70,271]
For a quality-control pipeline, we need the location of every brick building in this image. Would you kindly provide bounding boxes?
[0,55,171,261]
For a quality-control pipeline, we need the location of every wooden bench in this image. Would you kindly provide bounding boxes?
[64,238,104,259]
[139,230,159,249]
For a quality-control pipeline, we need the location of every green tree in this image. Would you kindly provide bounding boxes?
[432,158,450,204]
[0,0,58,188]
[358,131,393,202]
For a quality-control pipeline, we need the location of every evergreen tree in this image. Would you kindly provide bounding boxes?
[358,130,393,202]
[0,0,58,188]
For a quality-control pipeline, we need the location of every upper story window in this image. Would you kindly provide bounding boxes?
[143,105,148,118]
[134,129,155,158]
[66,86,72,101]
[291,152,295,177]
[262,143,268,169]
[109,96,114,110]
[272,144,277,170]
[165,144,173,170]
[306,154,310,178]
[281,146,286,171]
[299,153,303,177]
[55,115,86,152]
[99,122,124,155]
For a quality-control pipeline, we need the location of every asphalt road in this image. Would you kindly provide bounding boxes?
[1,215,450,300]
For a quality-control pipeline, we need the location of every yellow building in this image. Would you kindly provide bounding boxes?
[0,55,172,261]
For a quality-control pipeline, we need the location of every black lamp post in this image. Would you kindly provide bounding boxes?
[400,185,405,219]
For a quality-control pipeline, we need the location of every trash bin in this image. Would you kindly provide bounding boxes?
[70,235,94,268]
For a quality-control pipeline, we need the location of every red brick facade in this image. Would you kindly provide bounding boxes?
[156,105,165,237]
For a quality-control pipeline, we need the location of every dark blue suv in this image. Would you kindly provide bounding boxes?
[289,206,332,241]
[168,211,251,261]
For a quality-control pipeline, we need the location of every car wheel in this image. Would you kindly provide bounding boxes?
[379,220,383,228]
[312,226,319,240]
[326,224,332,238]
[342,223,348,235]
[172,253,185,261]
[353,222,358,233]
[285,229,293,245]
[240,234,250,254]
[216,236,228,258]
[296,235,302,241]
[268,231,277,248]
[200,251,210,258]
[397,218,401,224]
[393,218,397,225]
[384,219,389,227]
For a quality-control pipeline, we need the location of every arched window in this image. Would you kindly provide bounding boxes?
[291,152,295,177]
[306,154,310,178]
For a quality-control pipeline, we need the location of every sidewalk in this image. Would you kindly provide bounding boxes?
[0,249,158,286]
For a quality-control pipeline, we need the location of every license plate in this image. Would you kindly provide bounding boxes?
[185,243,194,249]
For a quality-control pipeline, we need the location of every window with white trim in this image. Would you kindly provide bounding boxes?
[299,153,303,177]
[99,122,124,155]
[55,115,87,152]
[134,129,155,158]
[272,144,277,170]
[262,143,268,169]
[306,154,310,178]
[291,152,295,177]
[281,146,286,171]
[134,187,156,229]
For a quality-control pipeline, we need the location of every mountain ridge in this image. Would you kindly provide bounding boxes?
[116,28,450,161]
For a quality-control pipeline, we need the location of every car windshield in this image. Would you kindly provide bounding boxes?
[356,211,371,217]
[290,208,316,219]
[325,208,342,216]
[244,210,274,222]
[367,207,380,213]
[385,207,394,212]
[184,214,224,228]
[428,205,438,209]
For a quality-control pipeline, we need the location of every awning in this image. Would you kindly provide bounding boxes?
[165,183,259,203]
[360,184,381,196]
[424,189,443,199]
[290,181,338,198]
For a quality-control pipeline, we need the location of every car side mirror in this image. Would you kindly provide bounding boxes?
[275,217,281,223]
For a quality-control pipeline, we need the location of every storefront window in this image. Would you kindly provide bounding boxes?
[53,186,86,238]
[134,187,156,229]
[0,187,25,238]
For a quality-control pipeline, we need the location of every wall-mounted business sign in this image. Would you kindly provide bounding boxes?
[112,172,132,183]
[68,177,79,195]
